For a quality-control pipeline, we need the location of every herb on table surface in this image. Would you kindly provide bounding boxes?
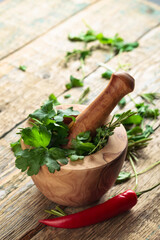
[77,87,90,104]
[118,97,126,108]
[64,94,71,99]
[66,25,138,83]
[68,27,139,54]
[65,49,92,63]
[139,93,160,105]
[45,206,67,217]
[19,65,27,72]
[68,29,97,43]
[65,75,84,90]
[116,161,160,184]
[101,69,113,79]
[116,172,131,184]
[135,103,159,119]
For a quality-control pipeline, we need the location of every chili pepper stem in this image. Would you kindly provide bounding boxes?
[136,182,160,197]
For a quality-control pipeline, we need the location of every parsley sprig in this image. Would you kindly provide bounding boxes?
[11,95,135,176]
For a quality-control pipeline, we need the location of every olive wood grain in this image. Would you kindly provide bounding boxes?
[66,72,134,147]
[22,104,128,207]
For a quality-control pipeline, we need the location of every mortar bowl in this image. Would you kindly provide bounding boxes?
[22,104,128,207]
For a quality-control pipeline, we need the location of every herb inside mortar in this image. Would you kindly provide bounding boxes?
[11,94,135,176]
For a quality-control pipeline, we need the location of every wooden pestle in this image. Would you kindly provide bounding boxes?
[66,72,135,148]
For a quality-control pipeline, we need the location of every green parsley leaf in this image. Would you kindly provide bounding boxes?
[54,107,79,123]
[71,139,95,155]
[21,125,51,148]
[101,70,113,79]
[10,140,22,156]
[48,93,60,106]
[115,42,139,53]
[136,103,159,119]
[44,154,60,173]
[69,155,84,161]
[15,148,46,176]
[47,122,69,147]
[65,49,91,63]
[29,100,57,122]
[19,65,27,72]
[118,97,126,108]
[65,75,83,90]
[64,94,71,99]
[76,131,91,141]
[120,114,143,125]
[116,171,131,184]
[68,30,97,42]
[127,126,143,136]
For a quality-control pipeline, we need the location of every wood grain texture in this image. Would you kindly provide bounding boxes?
[0,0,160,137]
[0,0,160,239]
[0,0,96,59]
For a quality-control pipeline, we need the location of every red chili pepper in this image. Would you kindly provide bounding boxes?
[39,190,137,228]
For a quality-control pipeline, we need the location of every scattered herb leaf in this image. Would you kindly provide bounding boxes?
[140,93,160,104]
[19,65,27,72]
[101,70,113,79]
[77,87,90,104]
[118,97,126,108]
[64,94,71,99]
[65,75,84,90]
[68,30,97,43]
[116,171,131,184]
[136,103,159,119]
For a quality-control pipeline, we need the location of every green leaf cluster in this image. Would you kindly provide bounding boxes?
[101,69,113,79]
[11,94,135,176]
[140,93,160,104]
[65,49,91,63]
[68,30,97,43]
[11,95,82,176]
[115,92,160,162]
[68,29,139,54]
[65,75,84,90]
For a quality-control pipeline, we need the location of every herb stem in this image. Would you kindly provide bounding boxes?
[80,58,85,80]
[136,182,160,197]
[131,161,160,178]
[129,154,138,191]
[55,206,67,216]
[128,94,137,105]
[45,210,65,217]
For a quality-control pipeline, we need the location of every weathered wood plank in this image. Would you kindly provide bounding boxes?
[1,0,160,137]
[0,0,96,59]
[1,0,160,239]
[1,27,160,239]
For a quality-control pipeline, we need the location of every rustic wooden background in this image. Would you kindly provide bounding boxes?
[0,0,160,239]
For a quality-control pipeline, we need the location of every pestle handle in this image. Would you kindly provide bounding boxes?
[66,72,135,148]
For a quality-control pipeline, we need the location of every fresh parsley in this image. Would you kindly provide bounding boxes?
[139,93,160,105]
[11,94,135,176]
[19,65,27,72]
[101,70,113,79]
[65,75,84,90]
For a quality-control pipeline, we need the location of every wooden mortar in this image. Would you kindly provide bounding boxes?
[22,72,135,207]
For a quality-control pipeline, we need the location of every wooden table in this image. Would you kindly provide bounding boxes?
[0,0,160,239]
